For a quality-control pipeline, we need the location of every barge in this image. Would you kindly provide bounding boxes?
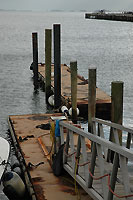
[85,12,133,22]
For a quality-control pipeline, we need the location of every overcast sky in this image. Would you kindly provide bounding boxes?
[0,0,133,11]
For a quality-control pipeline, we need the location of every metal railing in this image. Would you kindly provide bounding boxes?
[59,118,133,200]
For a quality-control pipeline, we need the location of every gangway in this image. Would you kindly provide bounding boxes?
[59,118,133,200]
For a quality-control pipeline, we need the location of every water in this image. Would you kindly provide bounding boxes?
[0,11,133,199]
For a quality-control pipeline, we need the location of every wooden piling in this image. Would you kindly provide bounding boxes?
[45,29,52,101]
[107,81,123,198]
[70,61,77,122]
[38,63,111,119]
[32,32,38,86]
[88,68,96,133]
[111,81,123,144]
[53,24,61,109]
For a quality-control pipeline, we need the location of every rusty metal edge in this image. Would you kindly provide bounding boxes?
[8,117,37,200]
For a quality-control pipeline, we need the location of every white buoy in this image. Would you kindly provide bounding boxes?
[61,106,68,113]
[69,107,79,116]
[3,171,25,198]
[61,106,69,116]
[51,72,54,77]
[48,95,54,106]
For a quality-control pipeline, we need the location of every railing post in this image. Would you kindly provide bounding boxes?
[88,68,96,133]
[53,24,61,109]
[45,29,52,101]
[70,61,77,123]
[32,32,38,87]
[75,135,81,173]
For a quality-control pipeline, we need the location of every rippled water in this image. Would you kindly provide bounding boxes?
[0,11,133,199]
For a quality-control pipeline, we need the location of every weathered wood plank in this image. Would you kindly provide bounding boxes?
[93,118,133,135]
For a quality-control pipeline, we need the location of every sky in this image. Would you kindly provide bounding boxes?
[0,0,133,11]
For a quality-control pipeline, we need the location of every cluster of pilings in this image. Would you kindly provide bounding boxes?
[32,24,61,108]
[31,23,124,141]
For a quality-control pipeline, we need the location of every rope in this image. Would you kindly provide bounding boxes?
[64,144,133,199]
[38,121,55,158]
[19,135,34,142]
[64,144,76,157]
[74,159,81,200]
[0,160,9,166]
[38,136,54,157]
[107,174,133,199]
[75,155,90,167]
[27,161,44,169]
[88,166,109,181]
[0,155,11,168]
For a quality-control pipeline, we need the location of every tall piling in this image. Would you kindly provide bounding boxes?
[53,24,61,109]
[107,81,124,199]
[70,61,77,123]
[45,29,52,101]
[111,81,123,144]
[88,68,96,133]
[32,32,38,87]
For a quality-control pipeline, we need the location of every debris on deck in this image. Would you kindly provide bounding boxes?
[8,113,93,200]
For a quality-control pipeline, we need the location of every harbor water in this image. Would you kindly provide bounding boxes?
[0,11,133,199]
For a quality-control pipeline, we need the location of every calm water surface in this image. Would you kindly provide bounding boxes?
[0,11,133,199]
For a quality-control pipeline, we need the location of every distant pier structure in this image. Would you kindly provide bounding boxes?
[85,11,133,22]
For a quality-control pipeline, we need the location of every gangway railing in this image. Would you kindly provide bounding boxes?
[59,118,133,200]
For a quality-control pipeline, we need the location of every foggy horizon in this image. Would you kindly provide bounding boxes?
[0,0,133,12]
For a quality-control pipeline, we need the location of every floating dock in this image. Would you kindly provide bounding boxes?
[38,63,111,120]
[8,113,133,200]
[8,113,93,200]
[85,12,133,22]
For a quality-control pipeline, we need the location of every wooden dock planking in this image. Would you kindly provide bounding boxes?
[8,113,93,200]
[38,64,111,119]
[8,114,133,199]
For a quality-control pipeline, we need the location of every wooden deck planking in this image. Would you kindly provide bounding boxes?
[38,64,111,104]
[38,64,111,119]
[8,113,93,200]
